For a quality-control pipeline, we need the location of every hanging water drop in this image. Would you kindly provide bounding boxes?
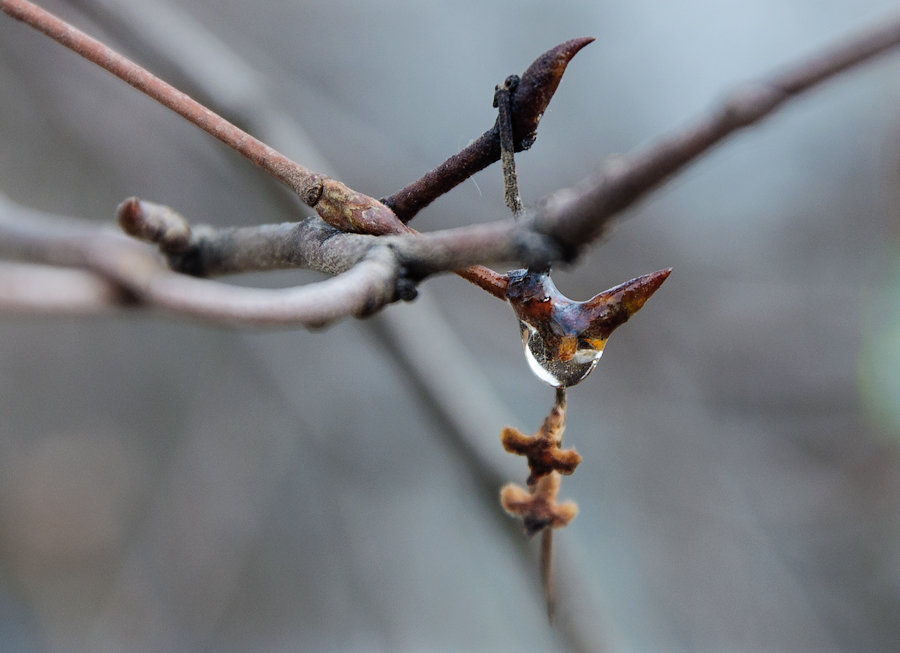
[519,320,602,387]
[505,267,672,388]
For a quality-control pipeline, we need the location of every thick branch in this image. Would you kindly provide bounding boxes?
[0,196,399,327]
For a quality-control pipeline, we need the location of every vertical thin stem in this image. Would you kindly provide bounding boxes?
[541,386,566,624]
[541,528,556,624]
[554,385,567,414]
[494,75,524,216]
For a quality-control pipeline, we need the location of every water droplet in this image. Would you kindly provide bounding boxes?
[505,267,671,389]
[519,321,602,388]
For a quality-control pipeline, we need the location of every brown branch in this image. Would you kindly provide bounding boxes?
[0,0,406,236]
[382,37,594,223]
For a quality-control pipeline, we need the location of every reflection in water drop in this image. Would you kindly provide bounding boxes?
[519,321,602,388]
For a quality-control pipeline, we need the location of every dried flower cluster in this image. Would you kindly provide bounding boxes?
[500,389,580,537]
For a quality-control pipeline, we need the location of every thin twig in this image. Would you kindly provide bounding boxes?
[541,528,556,624]
[541,386,566,625]
[494,75,524,216]
[119,197,511,299]
[0,0,406,236]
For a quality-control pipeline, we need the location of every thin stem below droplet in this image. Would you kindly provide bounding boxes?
[541,527,555,624]
[542,386,566,624]
[555,386,567,413]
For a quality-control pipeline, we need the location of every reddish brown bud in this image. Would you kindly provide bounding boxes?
[511,37,595,150]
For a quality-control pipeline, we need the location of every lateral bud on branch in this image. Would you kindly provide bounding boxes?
[315,179,409,236]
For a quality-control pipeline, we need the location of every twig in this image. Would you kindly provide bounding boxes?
[0,0,406,236]
[494,75,525,216]
[119,197,511,299]
[382,38,594,223]
[541,527,556,624]
[541,386,566,625]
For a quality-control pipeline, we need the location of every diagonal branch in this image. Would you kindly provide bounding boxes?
[533,14,900,255]
[0,0,406,236]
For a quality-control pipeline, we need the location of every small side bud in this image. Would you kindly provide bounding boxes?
[117,197,192,253]
[315,179,408,235]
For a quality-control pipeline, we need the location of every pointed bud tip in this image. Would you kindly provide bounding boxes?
[617,267,672,314]
[590,267,671,304]
[641,267,673,291]
[513,37,595,149]
[524,36,595,83]
[559,36,595,61]
[582,268,671,338]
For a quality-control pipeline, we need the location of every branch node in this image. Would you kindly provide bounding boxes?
[315,179,407,235]
[301,176,325,208]
[394,269,419,302]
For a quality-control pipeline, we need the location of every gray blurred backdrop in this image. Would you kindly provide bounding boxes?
[3,1,900,651]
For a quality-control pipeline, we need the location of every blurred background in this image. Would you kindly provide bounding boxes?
[3,1,900,651]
